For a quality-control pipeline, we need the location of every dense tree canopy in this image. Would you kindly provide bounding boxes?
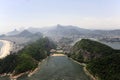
[70,39,120,80]
[0,37,56,75]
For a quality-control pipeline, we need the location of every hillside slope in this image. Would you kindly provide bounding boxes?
[70,39,120,80]
[0,37,56,76]
[70,39,116,62]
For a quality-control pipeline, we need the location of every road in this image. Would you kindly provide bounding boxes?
[18,54,92,80]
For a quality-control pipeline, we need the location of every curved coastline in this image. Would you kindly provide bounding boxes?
[0,40,12,59]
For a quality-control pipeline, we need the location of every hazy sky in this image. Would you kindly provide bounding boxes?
[0,0,120,33]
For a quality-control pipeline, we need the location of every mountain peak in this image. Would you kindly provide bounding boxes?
[7,29,20,35]
[56,24,64,28]
[17,30,33,37]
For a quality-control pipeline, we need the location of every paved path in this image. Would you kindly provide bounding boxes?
[18,54,92,80]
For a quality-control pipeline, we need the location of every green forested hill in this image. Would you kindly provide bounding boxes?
[70,39,120,80]
[87,53,120,80]
[0,37,56,75]
[70,39,118,62]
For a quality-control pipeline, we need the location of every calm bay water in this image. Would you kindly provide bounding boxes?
[90,38,120,50]
[102,42,120,50]
[75,38,120,50]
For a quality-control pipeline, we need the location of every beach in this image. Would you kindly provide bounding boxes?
[0,40,12,59]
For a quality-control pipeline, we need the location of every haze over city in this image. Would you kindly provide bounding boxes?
[0,0,120,33]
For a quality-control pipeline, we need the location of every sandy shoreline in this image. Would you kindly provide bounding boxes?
[0,40,12,59]
[52,54,65,56]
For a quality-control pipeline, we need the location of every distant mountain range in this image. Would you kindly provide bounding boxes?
[0,30,43,45]
[4,24,120,41]
[6,29,43,38]
[27,25,120,41]
[15,30,33,37]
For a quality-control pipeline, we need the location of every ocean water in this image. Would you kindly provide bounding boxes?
[0,41,3,55]
[101,42,120,50]
[89,38,120,50]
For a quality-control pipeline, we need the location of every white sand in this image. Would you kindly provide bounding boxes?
[52,54,65,56]
[0,40,12,59]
